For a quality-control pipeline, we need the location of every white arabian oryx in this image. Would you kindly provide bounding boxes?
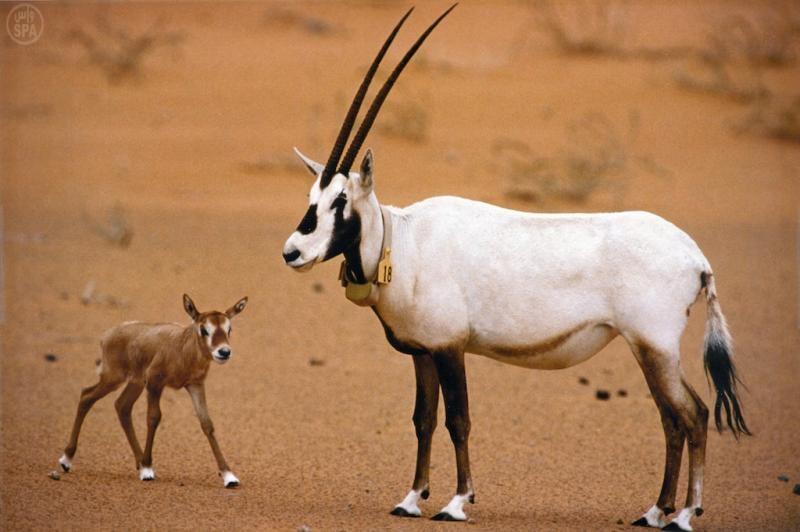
[57,295,248,488]
[282,5,749,530]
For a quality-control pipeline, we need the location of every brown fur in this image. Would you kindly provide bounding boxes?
[61,294,247,485]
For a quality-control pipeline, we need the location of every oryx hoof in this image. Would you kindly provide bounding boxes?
[631,517,651,527]
[390,507,420,518]
[662,523,689,531]
[139,467,155,481]
[58,454,72,473]
[222,471,240,489]
[431,511,463,522]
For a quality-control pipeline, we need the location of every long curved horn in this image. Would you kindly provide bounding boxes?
[338,4,457,177]
[319,7,415,188]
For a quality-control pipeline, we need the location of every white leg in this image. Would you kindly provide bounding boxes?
[58,454,72,473]
[139,466,155,481]
[433,493,471,521]
[222,470,240,488]
[391,489,424,517]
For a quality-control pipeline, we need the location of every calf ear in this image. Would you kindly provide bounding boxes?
[226,296,248,318]
[183,294,200,321]
[294,147,324,177]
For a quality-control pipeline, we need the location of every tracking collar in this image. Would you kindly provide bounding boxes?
[338,205,393,307]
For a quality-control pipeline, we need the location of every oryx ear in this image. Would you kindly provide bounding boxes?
[183,294,200,321]
[225,296,248,318]
[359,148,374,190]
[293,147,324,177]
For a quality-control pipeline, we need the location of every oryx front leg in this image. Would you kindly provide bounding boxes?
[431,350,473,522]
[187,383,238,488]
[139,384,163,482]
[391,353,439,518]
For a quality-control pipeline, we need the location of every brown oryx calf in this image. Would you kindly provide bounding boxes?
[57,294,248,488]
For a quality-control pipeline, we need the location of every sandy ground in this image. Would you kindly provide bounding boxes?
[2,1,799,530]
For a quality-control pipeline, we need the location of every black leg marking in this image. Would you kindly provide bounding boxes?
[431,512,459,522]
[390,507,419,518]
[631,517,651,527]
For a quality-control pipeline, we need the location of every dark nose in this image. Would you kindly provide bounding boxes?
[218,348,231,359]
[283,249,300,263]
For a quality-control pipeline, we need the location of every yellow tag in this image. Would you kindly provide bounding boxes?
[376,248,392,284]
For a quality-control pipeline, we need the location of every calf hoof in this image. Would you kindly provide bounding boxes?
[421,488,430,500]
[222,471,240,489]
[632,517,651,527]
[431,512,462,522]
[139,467,155,481]
[390,507,420,518]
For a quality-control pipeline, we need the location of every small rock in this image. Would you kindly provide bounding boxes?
[578,377,590,385]
[48,470,61,480]
[778,475,789,482]
[59,292,69,301]
[44,353,58,362]
[312,282,324,293]
[616,518,624,525]
[617,389,628,397]
[467,518,477,524]
[793,484,800,495]
[178,481,185,487]
[297,525,311,532]
[595,389,611,401]
[309,358,325,367]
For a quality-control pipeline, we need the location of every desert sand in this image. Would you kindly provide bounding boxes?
[2,1,798,530]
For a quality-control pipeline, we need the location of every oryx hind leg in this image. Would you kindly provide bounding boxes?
[391,353,440,518]
[629,340,708,532]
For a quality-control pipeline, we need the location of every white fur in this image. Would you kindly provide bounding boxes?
[222,470,239,487]
[394,489,423,516]
[669,508,695,531]
[139,466,155,481]
[58,454,72,472]
[640,505,666,528]
[438,494,471,521]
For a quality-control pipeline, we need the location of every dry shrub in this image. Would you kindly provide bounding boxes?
[734,96,800,142]
[375,98,430,143]
[532,0,629,57]
[673,60,770,103]
[85,203,133,247]
[263,6,332,35]
[68,17,183,83]
[499,111,670,204]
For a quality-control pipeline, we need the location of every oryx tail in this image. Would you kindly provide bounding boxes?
[702,271,750,438]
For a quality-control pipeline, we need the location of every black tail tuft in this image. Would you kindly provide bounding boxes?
[704,339,751,438]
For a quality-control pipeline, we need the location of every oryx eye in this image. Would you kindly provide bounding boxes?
[332,192,347,210]
[200,327,209,337]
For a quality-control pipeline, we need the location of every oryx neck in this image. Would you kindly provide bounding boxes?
[343,198,390,285]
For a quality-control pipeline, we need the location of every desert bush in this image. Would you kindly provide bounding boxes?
[734,96,800,142]
[531,0,629,57]
[263,6,332,35]
[498,111,669,204]
[68,17,183,84]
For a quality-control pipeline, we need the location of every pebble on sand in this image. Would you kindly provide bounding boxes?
[777,475,789,482]
[309,358,325,367]
[793,484,800,495]
[578,376,590,385]
[617,389,628,397]
[44,353,58,362]
[595,389,611,400]
[48,470,61,480]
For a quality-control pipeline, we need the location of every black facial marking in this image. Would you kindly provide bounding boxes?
[296,204,318,235]
[323,196,364,281]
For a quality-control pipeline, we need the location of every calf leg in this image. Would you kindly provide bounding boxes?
[115,380,145,470]
[187,383,238,488]
[139,384,163,481]
[431,349,474,522]
[60,375,123,472]
[391,353,440,517]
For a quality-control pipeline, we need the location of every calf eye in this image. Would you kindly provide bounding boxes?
[201,327,209,337]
